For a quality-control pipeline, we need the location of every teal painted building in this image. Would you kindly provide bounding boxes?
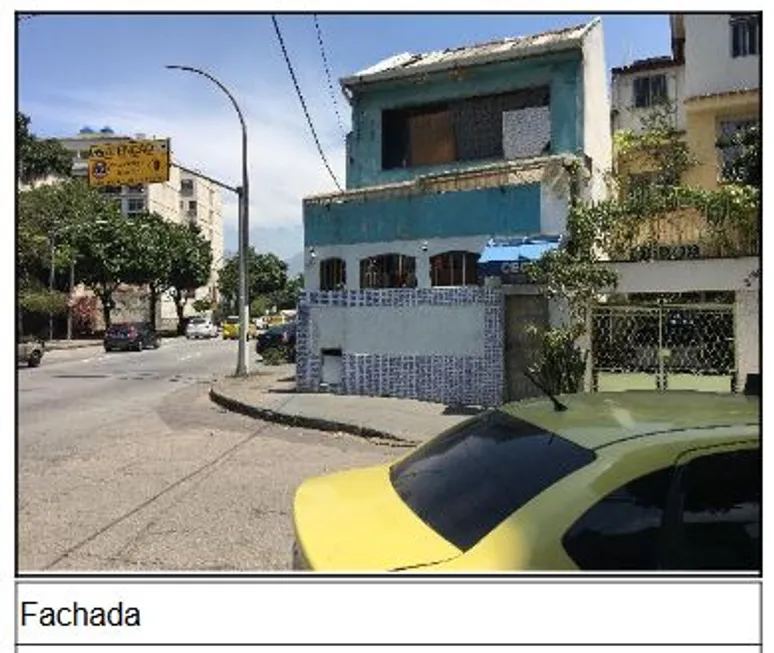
[296,19,612,405]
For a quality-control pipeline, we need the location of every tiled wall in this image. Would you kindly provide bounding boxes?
[296,287,505,407]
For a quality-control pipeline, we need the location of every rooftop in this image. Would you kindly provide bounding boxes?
[341,18,599,89]
[611,55,680,76]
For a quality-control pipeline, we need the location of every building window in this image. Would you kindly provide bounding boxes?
[127,198,146,212]
[430,251,480,286]
[181,179,195,195]
[632,74,667,108]
[188,200,198,217]
[100,185,122,195]
[731,14,759,58]
[319,258,346,291]
[360,254,417,289]
[718,118,758,177]
[382,86,550,170]
[126,184,145,194]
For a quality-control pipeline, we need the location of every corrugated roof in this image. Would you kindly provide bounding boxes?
[341,18,599,89]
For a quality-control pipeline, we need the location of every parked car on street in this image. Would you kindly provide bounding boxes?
[292,387,760,572]
[256,322,296,362]
[104,322,161,352]
[17,339,44,367]
[222,315,257,340]
[186,316,218,339]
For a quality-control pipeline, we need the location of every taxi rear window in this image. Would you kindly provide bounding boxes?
[390,410,596,551]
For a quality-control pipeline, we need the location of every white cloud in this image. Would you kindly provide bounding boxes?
[23,76,348,257]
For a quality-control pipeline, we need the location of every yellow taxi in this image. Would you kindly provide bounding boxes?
[221,315,257,340]
[292,389,760,572]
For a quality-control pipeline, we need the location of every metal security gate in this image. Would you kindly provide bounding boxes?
[504,294,549,401]
[591,303,736,393]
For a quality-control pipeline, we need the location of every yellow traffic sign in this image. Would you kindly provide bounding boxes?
[87,138,170,187]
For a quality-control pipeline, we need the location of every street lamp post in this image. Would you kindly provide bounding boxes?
[166,64,250,377]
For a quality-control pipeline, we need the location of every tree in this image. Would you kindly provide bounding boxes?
[17,111,73,185]
[18,178,116,334]
[121,212,175,329]
[69,203,139,328]
[266,273,304,311]
[166,224,213,334]
[217,248,288,314]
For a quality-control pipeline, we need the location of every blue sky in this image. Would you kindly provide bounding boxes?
[17,12,672,263]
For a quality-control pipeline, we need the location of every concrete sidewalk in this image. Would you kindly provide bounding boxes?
[209,364,477,446]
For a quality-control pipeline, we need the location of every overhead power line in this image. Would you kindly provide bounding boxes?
[313,14,346,139]
[271,15,343,192]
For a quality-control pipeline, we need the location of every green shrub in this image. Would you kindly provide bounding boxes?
[261,346,290,366]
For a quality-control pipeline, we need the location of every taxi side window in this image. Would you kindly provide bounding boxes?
[562,467,672,570]
[674,449,760,571]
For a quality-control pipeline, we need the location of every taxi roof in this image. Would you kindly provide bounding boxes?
[498,391,760,452]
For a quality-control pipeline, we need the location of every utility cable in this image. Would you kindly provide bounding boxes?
[313,14,347,139]
[271,15,343,191]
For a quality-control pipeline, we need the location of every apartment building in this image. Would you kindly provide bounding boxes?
[603,13,760,390]
[57,127,224,326]
[611,13,759,189]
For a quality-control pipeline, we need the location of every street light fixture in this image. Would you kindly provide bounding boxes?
[165,64,251,377]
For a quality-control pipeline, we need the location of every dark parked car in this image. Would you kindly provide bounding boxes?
[256,322,296,362]
[104,322,161,352]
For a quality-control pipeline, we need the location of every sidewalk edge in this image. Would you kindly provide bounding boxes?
[208,386,417,446]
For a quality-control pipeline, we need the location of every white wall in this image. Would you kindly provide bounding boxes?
[305,235,490,291]
[684,14,760,98]
[734,290,759,378]
[608,257,759,294]
[611,65,686,133]
[581,20,612,202]
[309,304,486,356]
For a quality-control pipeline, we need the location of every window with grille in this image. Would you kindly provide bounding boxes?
[718,118,758,174]
[632,74,667,108]
[127,198,146,212]
[319,258,346,291]
[430,251,480,286]
[360,254,417,289]
[730,14,759,57]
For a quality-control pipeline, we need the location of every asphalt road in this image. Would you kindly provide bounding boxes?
[17,337,396,571]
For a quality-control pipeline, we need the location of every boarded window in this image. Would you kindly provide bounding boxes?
[430,251,480,286]
[408,108,456,166]
[382,86,550,170]
[319,258,346,291]
[360,254,417,289]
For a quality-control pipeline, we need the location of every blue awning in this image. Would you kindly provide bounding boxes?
[478,235,562,278]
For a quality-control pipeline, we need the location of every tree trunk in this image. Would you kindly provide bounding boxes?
[148,282,157,331]
[173,291,186,335]
[100,289,113,330]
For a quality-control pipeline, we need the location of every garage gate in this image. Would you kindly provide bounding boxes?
[591,303,736,393]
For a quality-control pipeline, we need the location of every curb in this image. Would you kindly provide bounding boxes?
[46,342,104,351]
[208,386,417,447]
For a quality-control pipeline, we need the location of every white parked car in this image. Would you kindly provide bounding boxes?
[186,316,218,339]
